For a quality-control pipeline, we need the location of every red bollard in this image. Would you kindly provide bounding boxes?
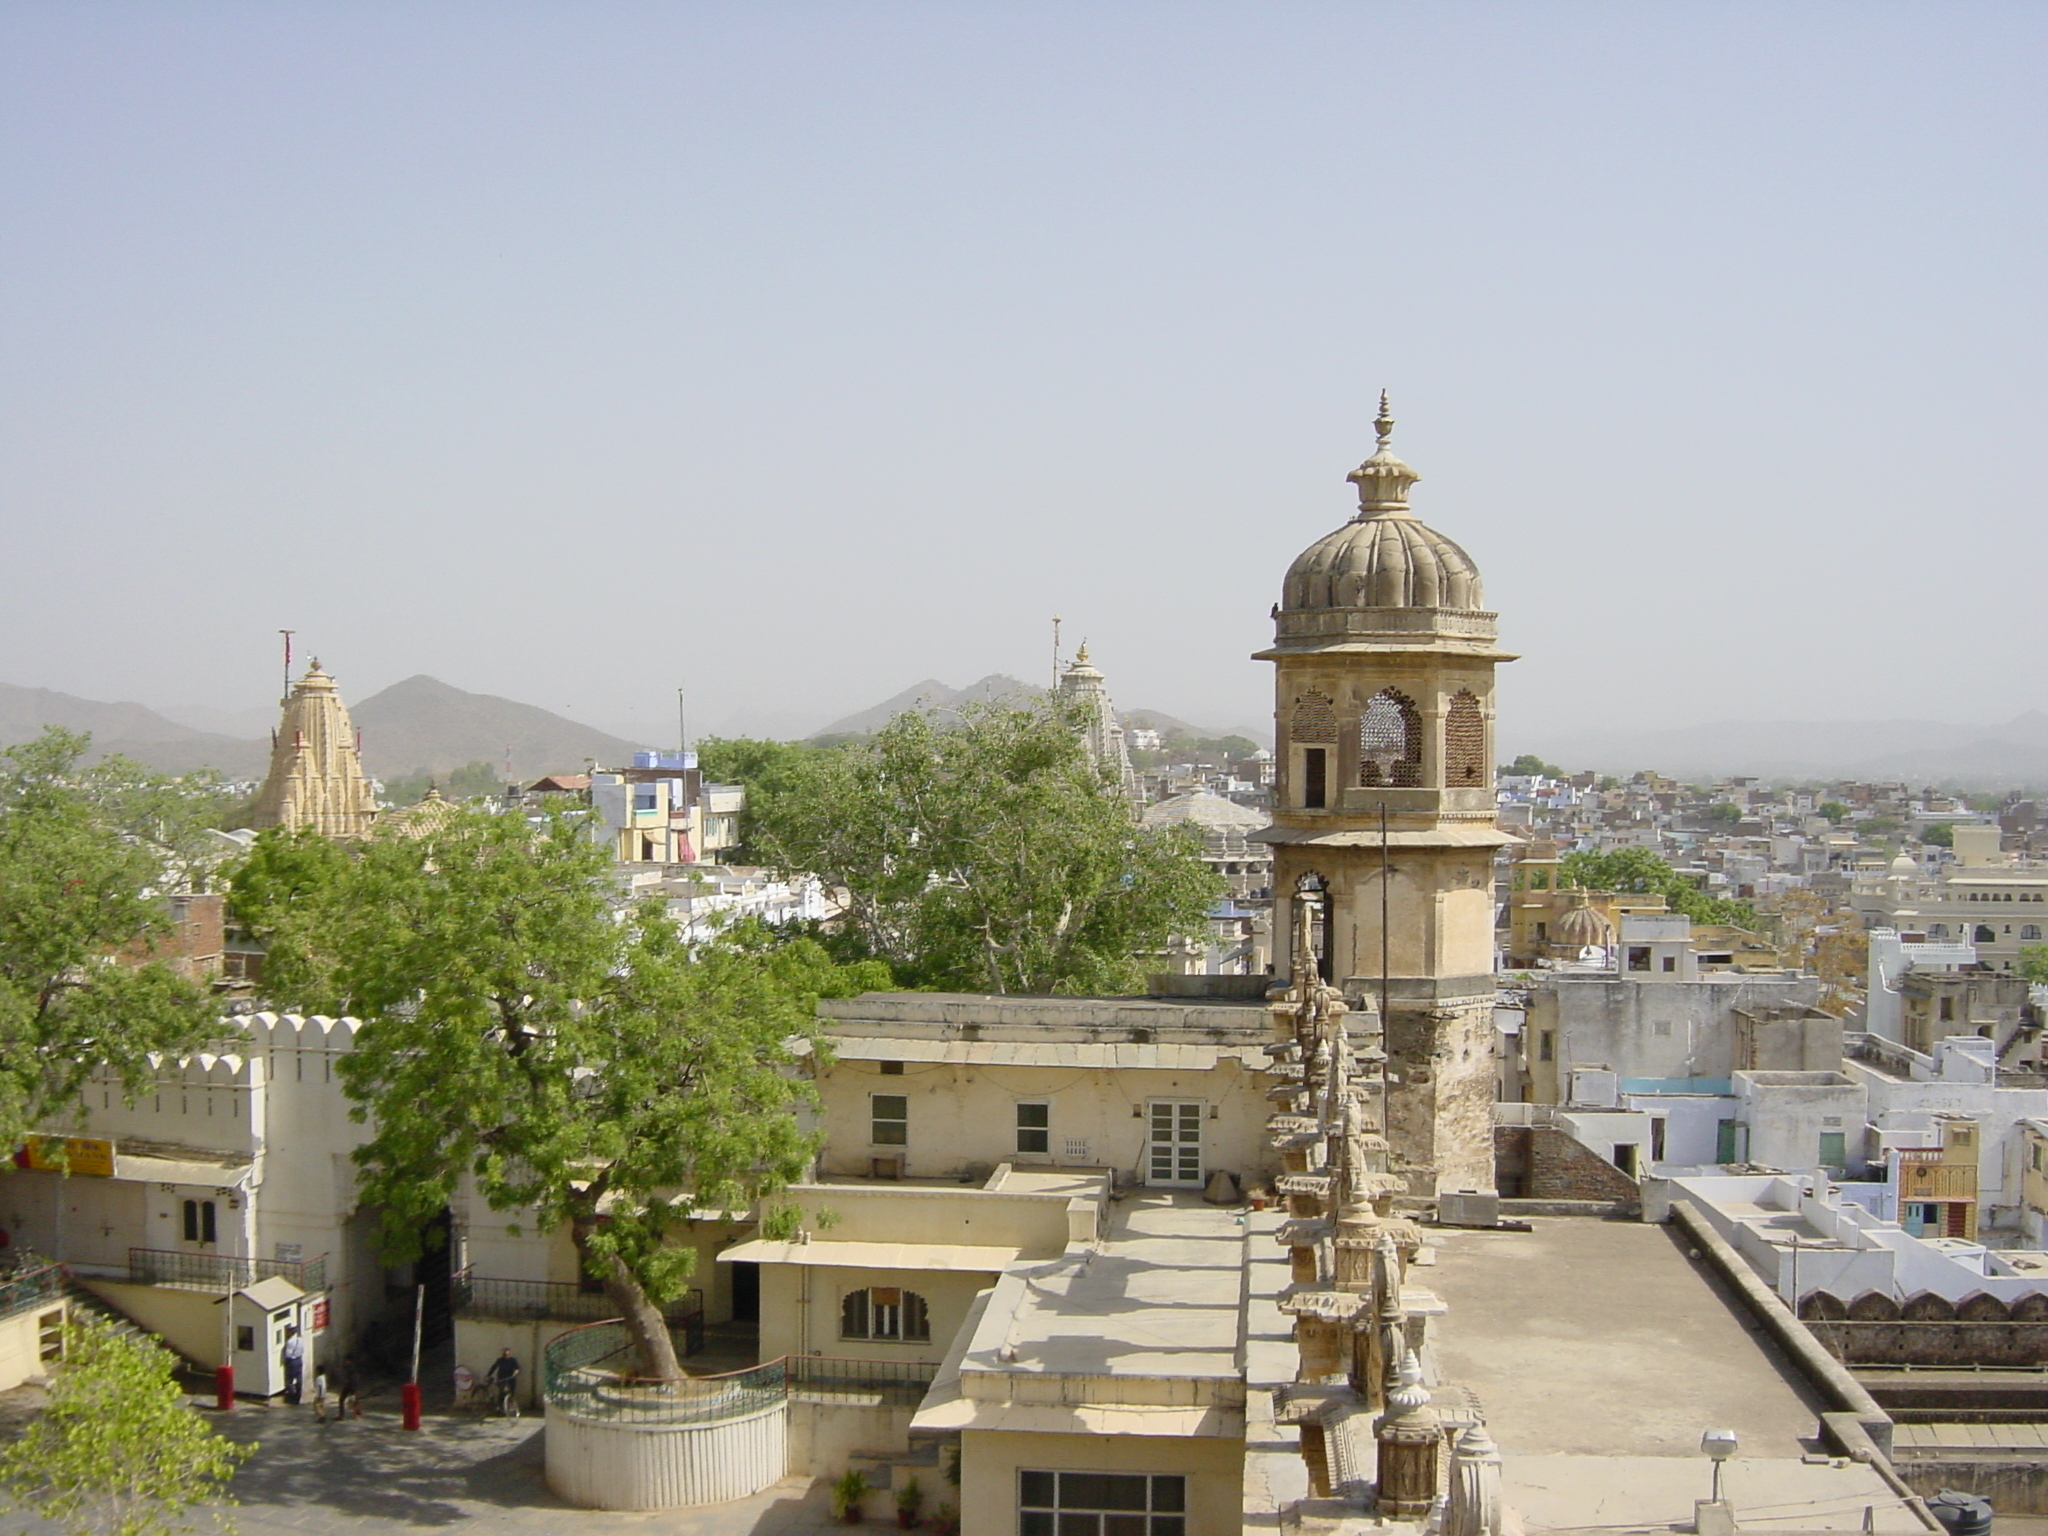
[400,1381,422,1430]
[215,1363,235,1411]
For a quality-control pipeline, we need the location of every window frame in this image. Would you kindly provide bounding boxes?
[1018,1469,1186,1536]
[870,1093,908,1147]
[1016,1101,1050,1155]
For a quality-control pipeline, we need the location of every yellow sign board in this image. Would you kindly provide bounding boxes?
[15,1135,115,1178]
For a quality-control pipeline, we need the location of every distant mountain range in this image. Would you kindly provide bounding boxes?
[0,677,652,784]
[808,675,1267,746]
[22,669,2041,789]
[1516,711,2048,788]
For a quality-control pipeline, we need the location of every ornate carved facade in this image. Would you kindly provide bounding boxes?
[1255,397,1516,1194]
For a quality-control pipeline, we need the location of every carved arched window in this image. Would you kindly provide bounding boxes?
[841,1286,930,1342]
[1290,690,1337,744]
[1444,691,1486,786]
[1358,689,1422,787]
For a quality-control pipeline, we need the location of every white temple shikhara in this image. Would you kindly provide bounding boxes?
[248,660,378,838]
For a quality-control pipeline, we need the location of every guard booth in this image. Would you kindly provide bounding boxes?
[226,1276,317,1397]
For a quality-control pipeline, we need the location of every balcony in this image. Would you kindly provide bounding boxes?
[452,1270,705,1352]
[0,1261,65,1322]
[127,1247,326,1293]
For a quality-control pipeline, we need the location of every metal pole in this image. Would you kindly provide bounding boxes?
[1380,801,1393,1133]
[400,1283,424,1430]
[216,1253,235,1411]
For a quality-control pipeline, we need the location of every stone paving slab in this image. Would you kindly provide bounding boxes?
[1,1386,851,1536]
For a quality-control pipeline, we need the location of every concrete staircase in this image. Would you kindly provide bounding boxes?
[63,1276,212,1374]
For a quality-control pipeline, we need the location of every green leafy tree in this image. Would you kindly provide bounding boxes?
[378,760,505,808]
[750,701,1224,994]
[1503,753,1566,778]
[1558,846,1757,930]
[1920,822,1955,849]
[0,730,220,1151]
[2018,944,2048,985]
[0,1314,250,1536]
[223,826,351,941]
[263,804,880,1379]
[1706,802,1743,824]
[694,737,849,863]
[1817,802,1851,824]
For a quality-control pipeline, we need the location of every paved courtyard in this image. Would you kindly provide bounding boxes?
[0,1386,851,1536]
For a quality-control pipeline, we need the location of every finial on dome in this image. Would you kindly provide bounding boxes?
[1075,642,1090,664]
[1347,391,1420,517]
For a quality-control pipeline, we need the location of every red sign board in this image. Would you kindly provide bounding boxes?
[311,1298,329,1332]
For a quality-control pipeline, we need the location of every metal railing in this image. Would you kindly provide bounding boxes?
[451,1271,704,1349]
[787,1352,940,1405]
[0,1261,66,1322]
[539,1323,944,1426]
[127,1247,327,1293]
[543,1320,784,1425]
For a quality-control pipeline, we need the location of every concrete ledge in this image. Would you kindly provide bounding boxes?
[1498,1198,1640,1219]
[1668,1201,1896,1459]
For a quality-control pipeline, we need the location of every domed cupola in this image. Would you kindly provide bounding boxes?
[1274,395,1496,653]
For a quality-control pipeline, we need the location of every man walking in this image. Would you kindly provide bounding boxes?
[281,1325,305,1405]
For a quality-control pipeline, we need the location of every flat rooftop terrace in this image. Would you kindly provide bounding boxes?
[1428,1217,1823,1457]
[1426,1217,1925,1534]
[976,1192,1243,1379]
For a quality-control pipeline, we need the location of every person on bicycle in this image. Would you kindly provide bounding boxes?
[485,1348,520,1415]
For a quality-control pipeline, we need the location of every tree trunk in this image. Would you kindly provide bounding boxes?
[603,1255,683,1382]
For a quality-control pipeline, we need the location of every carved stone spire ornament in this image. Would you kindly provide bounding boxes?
[1445,1422,1505,1536]
[1376,1349,1442,1519]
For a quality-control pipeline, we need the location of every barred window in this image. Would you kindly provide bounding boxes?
[1445,690,1485,786]
[1358,689,1422,787]
[1290,690,1337,744]
[841,1286,929,1342]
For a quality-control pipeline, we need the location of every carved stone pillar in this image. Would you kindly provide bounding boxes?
[1445,1423,1503,1536]
[1376,1350,1440,1518]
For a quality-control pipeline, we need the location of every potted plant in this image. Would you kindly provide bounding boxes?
[930,1504,960,1536]
[832,1469,868,1525]
[895,1476,924,1530]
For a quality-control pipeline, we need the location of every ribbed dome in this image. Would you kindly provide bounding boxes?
[1281,395,1485,614]
[1556,898,1614,948]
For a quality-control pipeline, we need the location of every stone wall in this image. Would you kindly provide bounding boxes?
[1492,1126,1640,1204]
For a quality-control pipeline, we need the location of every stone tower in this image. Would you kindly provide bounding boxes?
[1254,396,1515,1195]
[1057,645,1139,802]
[248,661,379,838]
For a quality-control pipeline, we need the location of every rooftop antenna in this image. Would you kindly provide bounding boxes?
[677,687,687,758]
[1051,616,1063,689]
[278,630,296,704]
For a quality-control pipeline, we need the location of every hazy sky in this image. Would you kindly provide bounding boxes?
[4,3,2044,748]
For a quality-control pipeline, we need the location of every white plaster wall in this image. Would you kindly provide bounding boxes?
[546,1400,788,1510]
[815,1058,1273,1188]
[1534,975,1824,1099]
[0,1302,60,1392]
[757,1262,996,1367]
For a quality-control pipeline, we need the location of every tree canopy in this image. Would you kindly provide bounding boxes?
[0,1314,250,1536]
[745,701,1224,994]
[0,729,221,1151]
[1502,753,1566,778]
[255,802,885,1378]
[1557,846,1758,930]
[693,736,846,864]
